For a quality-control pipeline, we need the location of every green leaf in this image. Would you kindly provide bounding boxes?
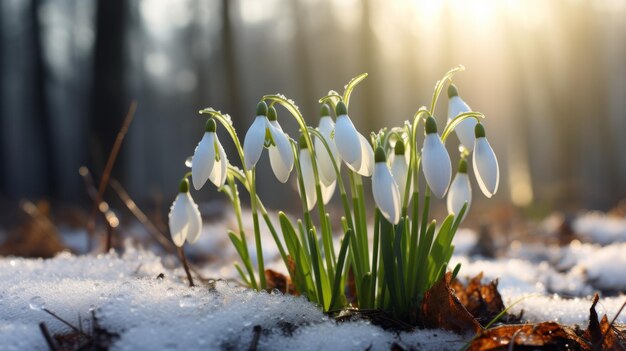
[329,230,352,310]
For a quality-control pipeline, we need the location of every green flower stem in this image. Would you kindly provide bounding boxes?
[441,111,485,142]
[292,143,325,308]
[200,109,267,290]
[248,169,266,289]
[342,73,368,107]
[354,174,370,272]
[368,209,381,309]
[262,96,337,285]
[227,166,288,270]
[428,65,465,116]
[306,128,355,232]
[226,175,258,289]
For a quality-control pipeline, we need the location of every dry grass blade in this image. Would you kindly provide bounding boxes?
[86,101,137,252]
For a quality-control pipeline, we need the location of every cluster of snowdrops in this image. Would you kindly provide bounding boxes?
[167,67,499,323]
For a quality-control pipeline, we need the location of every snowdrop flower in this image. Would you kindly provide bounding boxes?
[243,102,294,183]
[447,84,477,151]
[447,159,471,220]
[191,119,228,190]
[334,102,374,177]
[315,104,340,186]
[421,116,452,199]
[168,179,202,246]
[372,147,401,224]
[390,139,411,204]
[298,134,317,211]
[472,123,499,198]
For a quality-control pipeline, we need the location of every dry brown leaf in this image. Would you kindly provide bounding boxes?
[451,272,507,326]
[264,269,298,295]
[583,293,625,351]
[468,322,590,351]
[419,272,482,333]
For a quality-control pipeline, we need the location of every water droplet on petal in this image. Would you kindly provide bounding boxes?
[185,156,193,168]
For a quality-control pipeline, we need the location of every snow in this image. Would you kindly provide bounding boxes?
[573,211,626,244]
[0,248,463,351]
[2,208,626,350]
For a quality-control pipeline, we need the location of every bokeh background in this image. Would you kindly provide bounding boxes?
[1,0,625,221]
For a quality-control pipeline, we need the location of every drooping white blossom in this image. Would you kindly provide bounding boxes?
[243,102,294,183]
[390,139,411,204]
[315,104,340,186]
[334,102,374,177]
[421,116,452,198]
[298,139,317,212]
[447,84,477,151]
[168,179,202,246]
[372,147,401,224]
[447,159,472,220]
[191,119,228,190]
[472,123,500,198]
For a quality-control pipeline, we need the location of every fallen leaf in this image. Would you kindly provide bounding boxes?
[451,272,508,326]
[468,322,589,351]
[264,269,298,295]
[419,272,482,333]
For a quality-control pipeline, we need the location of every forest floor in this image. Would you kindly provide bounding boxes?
[1,201,626,350]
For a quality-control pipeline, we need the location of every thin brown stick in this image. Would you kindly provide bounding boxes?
[86,101,137,252]
[178,247,195,287]
[109,179,174,252]
[79,167,118,248]
[109,178,207,281]
[39,322,58,351]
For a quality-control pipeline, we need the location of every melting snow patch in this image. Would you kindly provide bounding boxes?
[573,211,626,244]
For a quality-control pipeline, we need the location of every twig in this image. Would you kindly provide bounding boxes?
[79,167,118,249]
[178,247,195,287]
[109,178,207,281]
[86,101,137,252]
[39,322,58,351]
[248,325,262,351]
[109,179,174,252]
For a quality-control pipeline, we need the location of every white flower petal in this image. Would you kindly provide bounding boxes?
[315,116,339,186]
[321,179,336,205]
[391,154,411,203]
[208,135,228,188]
[168,193,190,247]
[355,133,374,177]
[299,150,317,211]
[191,132,216,190]
[334,115,362,169]
[422,133,452,198]
[243,116,268,170]
[372,162,401,224]
[447,96,476,150]
[446,172,471,220]
[184,193,203,244]
[268,123,294,183]
[473,137,500,198]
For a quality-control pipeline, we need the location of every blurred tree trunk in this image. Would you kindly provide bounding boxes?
[290,0,315,119]
[30,0,56,199]
[91,0,127,180]
[221,0,241,121]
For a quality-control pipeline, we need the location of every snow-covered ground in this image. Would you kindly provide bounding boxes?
[1,209,625,350]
